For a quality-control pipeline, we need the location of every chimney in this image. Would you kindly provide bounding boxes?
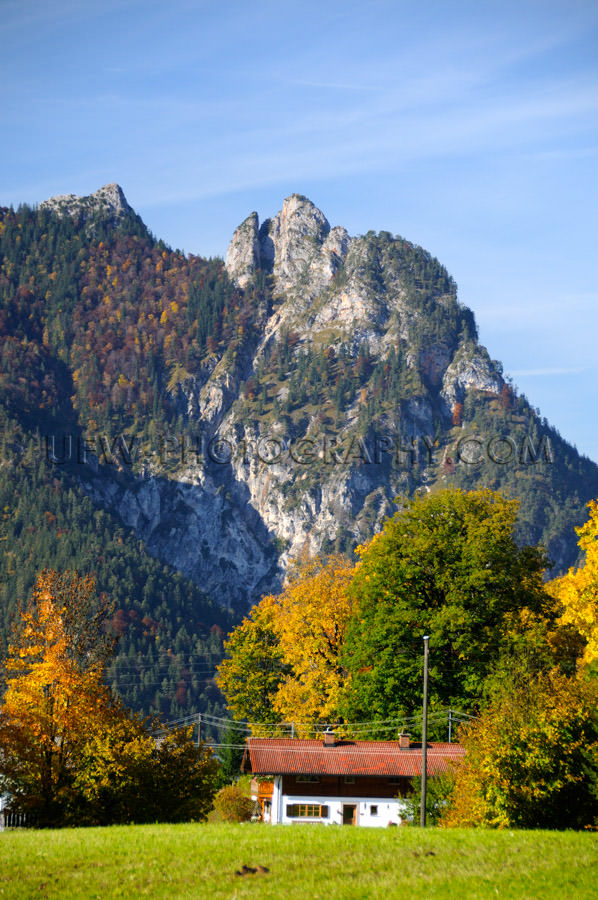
[398,732,411,749]
[323,727,335,747]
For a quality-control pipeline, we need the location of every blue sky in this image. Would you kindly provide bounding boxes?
[2,0,597,461]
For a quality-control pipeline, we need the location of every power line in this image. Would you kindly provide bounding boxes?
[161,712,446,730]
[156,707,478,736]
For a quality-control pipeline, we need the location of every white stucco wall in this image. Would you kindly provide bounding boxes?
[263,777,414,827]
[270,787,411,827]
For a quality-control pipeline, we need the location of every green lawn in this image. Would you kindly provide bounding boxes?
[1,823,596,899]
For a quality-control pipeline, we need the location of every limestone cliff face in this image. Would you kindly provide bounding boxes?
[225,212,261,289]
[158,196,508,584]
[80,462,281,610]
[441,343,503,409]
[258,194,332,294]
[225,195,348,299]
[222,195,501,411]
[70,193,577,607]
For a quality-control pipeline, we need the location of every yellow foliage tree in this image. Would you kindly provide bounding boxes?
[548,499,598,666]
[264,555,356,731]
[217,555,355,733]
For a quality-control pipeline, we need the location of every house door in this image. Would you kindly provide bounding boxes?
[342,804,357,826]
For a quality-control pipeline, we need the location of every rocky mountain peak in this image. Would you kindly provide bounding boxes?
[225,194,340,294]
[40,183,132,223]
[260,194,331,292]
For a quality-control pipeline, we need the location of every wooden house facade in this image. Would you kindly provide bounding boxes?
[242,733,464,827]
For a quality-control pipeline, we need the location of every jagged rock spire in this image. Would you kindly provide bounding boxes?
[225,211,261,289]
[225,194,344,292]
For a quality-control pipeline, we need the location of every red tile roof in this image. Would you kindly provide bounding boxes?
[242,738,465,777]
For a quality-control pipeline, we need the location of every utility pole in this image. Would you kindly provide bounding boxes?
[448,708,452,744]
[420,635,429,828]
[196,712,201,747]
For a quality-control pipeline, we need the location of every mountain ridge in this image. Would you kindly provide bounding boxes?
[1,188,596,617]
[40,182,131,221]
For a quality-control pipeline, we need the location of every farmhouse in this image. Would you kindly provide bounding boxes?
[242,732,464,826]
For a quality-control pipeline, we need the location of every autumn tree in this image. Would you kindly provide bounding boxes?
[442,669,598,829]
[548,499,598,667]
[500,383,513,410]
[452,401,464,427]
[35,569,117,669]
[217,555,355,732]
[73,721,217,826]
[0,571,116,824]
[213,783,255,823]
[339,489,554,728]
[0,570,217,826]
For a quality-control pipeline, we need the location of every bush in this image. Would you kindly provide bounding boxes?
[213,784,255,823]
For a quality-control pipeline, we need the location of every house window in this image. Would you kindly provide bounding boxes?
[296,775,321,783]
[286,804,329,818]
[370,805,378,816]
[343,776,355,784]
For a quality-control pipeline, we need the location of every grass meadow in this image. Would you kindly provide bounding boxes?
[1,823,596,899]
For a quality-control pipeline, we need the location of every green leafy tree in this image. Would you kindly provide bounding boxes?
[340,489,553,727]
[409,772,456,826]
[216,606,290,727]
[74,723,217,825]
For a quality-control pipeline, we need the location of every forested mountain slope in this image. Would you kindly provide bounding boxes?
[1,186,596,719]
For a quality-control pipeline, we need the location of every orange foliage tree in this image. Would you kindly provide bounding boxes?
[0,571,117,824]
[452,401,464,427]
[0,571,217,826]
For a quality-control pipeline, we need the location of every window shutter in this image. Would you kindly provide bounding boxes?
[321,805,329,818]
